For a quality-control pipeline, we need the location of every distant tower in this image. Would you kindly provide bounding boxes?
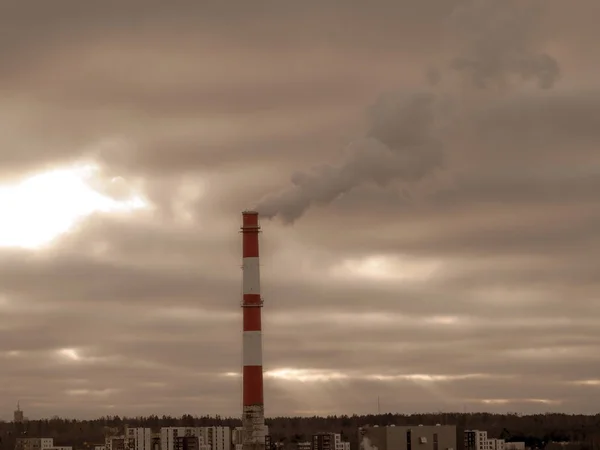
[240,211,266,450]
[13,402,24,423]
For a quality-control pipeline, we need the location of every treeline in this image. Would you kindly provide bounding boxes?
[2,413,600,450]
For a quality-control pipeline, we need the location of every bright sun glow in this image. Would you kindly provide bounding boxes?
[366,373,486,382]
[57,348,81,361]
[481,398,560,405]
[66,388,119,397]
[223,369,495,384]
[330,255,441,282]
[0,163,146,249]
[266,368,348,382]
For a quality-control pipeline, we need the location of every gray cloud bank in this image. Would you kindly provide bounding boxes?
[0,0,599,419]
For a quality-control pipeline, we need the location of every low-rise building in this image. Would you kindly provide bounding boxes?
[359,425,457,450]
[106,436,126,450]
[173,436,200,450]
[231,426,270,450]
[504,444,525,450]
[311,433,350,450]
[16,438,56,450]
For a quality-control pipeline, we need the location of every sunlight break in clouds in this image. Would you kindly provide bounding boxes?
[222,369,349,382]
[0,163,146,249]
[329,254,442,282]
[366,373,488,382]
[266,368,349,382]
[226,369,495,384]
[480,399,562,405]
[57,348,82,361]
[66,388,120,397]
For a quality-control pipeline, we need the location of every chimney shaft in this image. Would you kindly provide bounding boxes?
[241,211,265,450]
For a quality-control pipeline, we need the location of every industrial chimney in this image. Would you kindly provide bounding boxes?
[241,211,265,450]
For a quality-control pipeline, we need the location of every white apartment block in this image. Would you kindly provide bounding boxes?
[16,438,56,450]
[161,427,231,450]
[488,439,505,450]
[333,434,350,450]
[125,428,153,450]
[232,427,243,450]
[465,431,514,450]
[161,428,206,450]
[312,433,350,450]
[465,431,492,450]
[106,436,126,450]
[200,427,231,450]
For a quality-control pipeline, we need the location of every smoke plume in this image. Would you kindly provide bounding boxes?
[255,92,443,223]
[255,0,559,223]
[360,436,378,450]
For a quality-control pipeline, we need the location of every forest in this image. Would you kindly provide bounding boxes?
[2,413,600,450]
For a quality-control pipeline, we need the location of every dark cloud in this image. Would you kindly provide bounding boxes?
[0,0,599,420]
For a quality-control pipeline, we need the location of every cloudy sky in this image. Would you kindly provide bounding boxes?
[1,0,599,420]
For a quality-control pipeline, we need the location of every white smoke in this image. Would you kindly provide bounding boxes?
[255,0,559,223]
[360,436,379,450]
[256,92,444,223]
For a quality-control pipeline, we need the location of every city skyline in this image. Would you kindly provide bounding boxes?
[1,0,599,419]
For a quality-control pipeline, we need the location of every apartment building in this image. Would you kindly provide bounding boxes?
[465,431,492,450]
[125,428,153,450]
[173,436,200,450]
[15,438,56,450]
[199,427,231,450]
[160,427,219,450]
[488,440,505,450]
[232,427,243,449]
[465,430,523,450]
[106,436,126,450]
[161,428,202,450]
[311,433,350,450]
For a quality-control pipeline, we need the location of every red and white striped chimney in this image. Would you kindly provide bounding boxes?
[241,211,265,450]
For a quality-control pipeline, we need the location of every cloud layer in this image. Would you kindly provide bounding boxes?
[0,0,599,419]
